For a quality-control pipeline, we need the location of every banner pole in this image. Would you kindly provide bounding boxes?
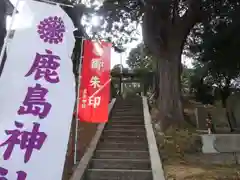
[0,0,20,67]
[74,37,84,165]
[120,53,124,95]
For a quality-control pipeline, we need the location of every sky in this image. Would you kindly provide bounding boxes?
[6,0,193,69]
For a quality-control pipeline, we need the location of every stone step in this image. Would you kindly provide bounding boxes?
[103,130,146,137]
[114,105,141,107]
[102,135,147,142]
[111,115,144,118]
[89,159,151,170]
[110,117,144,121]
[105,125,145,131]
[78,99,155,180]
[111,116,144,119]
[114,109,142,111]
[113,110,143,113]
[104,128,145,132]
[97,142,148,151]
[108,120,144,125]
[113,109,142,112]
[113,107,142,110]
[111,113,144,116]
[112,109,142,112]
[94,150,149,159]
[114,104,141,106]
[111,114,143,117]
[115,101,141,103]
[115,101,142,104]
[85,169,152,180]
[100,137,147,144]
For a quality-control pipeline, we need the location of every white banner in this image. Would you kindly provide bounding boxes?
[0,1,75,179]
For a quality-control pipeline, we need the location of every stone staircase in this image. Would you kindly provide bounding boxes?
[82,96,153,180]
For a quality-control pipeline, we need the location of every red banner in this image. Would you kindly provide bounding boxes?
[77,40,111,123]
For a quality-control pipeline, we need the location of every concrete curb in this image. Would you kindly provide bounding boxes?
[201,134,240,153]
[70,98,116,180]
[142,97,166,180]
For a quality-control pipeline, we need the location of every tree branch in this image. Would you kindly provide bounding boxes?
[173,0,205,45]
[171,0,180,24]
[180,0,204,29]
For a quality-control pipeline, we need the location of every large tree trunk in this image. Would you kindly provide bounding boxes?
[142,1,202,130]
[156,50,184,130]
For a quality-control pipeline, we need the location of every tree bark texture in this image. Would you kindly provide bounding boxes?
[142,6,185,129]
[157,51,184,130]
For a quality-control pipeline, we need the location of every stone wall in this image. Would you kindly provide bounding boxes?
[187,100,231,132]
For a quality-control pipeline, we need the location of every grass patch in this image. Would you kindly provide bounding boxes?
[156,127,240,180]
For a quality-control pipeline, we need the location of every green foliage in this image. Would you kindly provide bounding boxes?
[126,43,156,71]
[181,65,194,94]
[187,3,240,88]
[97,1,240,51]
[157,126,202,158]
[97,0,143,50]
